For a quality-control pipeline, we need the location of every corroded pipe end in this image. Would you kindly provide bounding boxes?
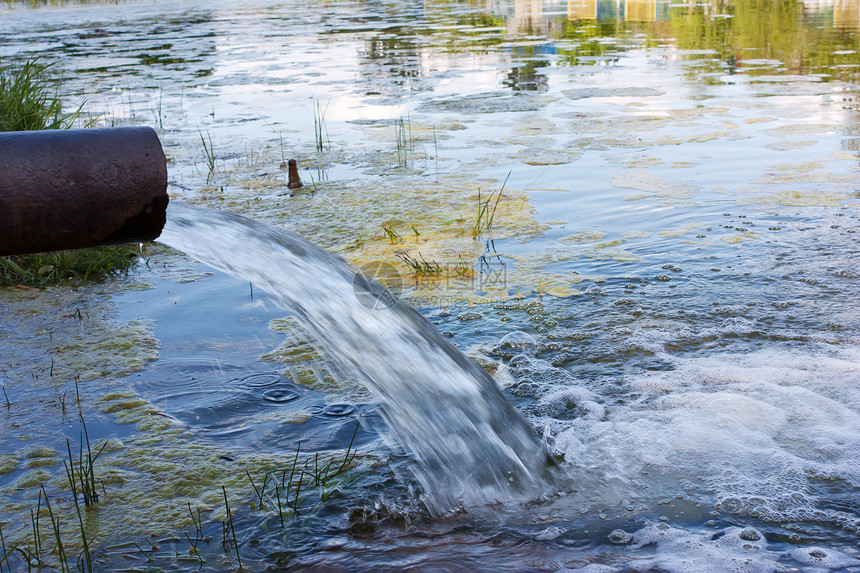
[0,126,169,256]
[287,159,303,189]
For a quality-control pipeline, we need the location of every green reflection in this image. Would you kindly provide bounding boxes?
[669,0,860,79]
[407,0,860,80]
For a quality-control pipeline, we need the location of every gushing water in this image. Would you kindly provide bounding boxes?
[159,202,555,514]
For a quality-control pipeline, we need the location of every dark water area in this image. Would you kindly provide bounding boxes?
[2,0,860,570]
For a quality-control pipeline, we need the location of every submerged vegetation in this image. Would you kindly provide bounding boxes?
[394,115,413,168]
[0,57,139,286]
[0,381,363,571]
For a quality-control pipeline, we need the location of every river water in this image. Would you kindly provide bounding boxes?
[2,0,860,571]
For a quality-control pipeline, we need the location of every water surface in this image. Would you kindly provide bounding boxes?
[2,0,860,570]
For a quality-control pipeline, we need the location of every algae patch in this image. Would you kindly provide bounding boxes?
[610,171,702,199]
[0,285,159,385]
[262,316,367,399]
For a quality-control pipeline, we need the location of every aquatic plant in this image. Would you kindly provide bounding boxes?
[221,486,243,569]
[153,84,164,129]
[313,98,330,152]
[472,171,510,239]
[395,115,413,168]
[39,485,70,573]
[2,423,102,572]
[382,220,403,244]
[64,416,106,507]
[243,423,360,523]
[397,252,443,275]
[198,126,217,179]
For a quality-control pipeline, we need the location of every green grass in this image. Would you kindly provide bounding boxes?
[0,57,139,286]
[198,126,216,179]
[397,252,443,275]
[313,98,330,152]
[0,58,82,132]
[382,220,403,244]
[0,246,140,286]
[472,171,510,239]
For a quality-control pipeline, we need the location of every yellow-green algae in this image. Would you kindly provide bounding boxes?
[183,142,588,303]
[0,282,176,556]
[19,445,62,469]
[1,382,366,565]
[262,317,362,398]
[610,171,702,199]
[161,89,860,311]
[0,455,16,476]
[737,188,856,207]
[0,285,158,384]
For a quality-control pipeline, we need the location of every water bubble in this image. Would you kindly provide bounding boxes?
[788,546,860,568]
[498,331,537,350]
[457,312,482,321]
[512,380,539,398]
[322,403,356,417]
[608,529,633,544]
[261,387,301,403]
[534,525,566,540]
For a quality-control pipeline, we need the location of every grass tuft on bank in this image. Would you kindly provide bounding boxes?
[0,247,141,286]
[0,58,82,132]
[0,57,140,286]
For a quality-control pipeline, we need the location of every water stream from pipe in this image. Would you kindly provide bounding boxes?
[158,201,556,515]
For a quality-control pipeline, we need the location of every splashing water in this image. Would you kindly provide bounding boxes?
[159,202,555,514]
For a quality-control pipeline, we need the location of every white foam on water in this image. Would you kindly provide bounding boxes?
[541,344,860,528]
[563,523,860,573]
[628,523,777,573]
[787,546,860,568]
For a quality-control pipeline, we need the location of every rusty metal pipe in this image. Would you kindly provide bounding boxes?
[0,126,168,256]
